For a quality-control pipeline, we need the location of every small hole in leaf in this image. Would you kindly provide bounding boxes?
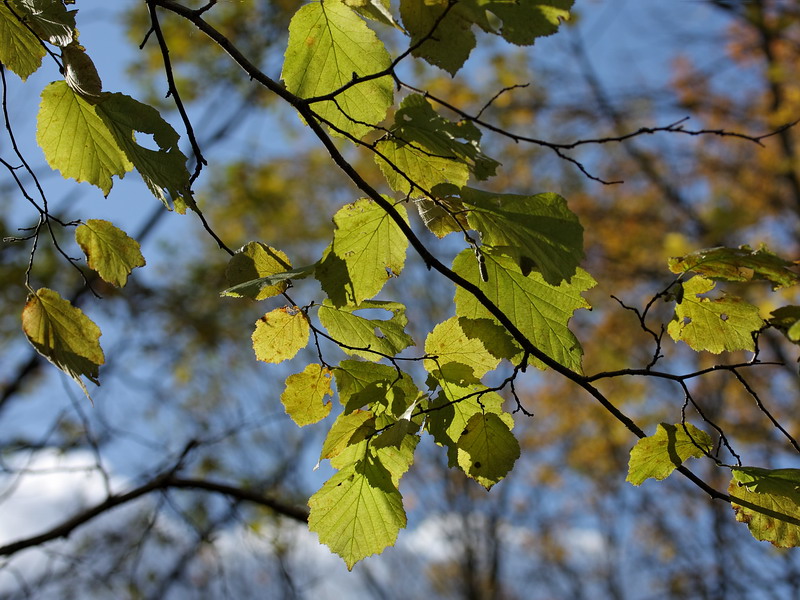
[134,132,160,151]
[720,313,729,321]
[474,461,482,469]
[683,316,692,325]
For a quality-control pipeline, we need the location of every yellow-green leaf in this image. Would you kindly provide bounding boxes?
[252,307,309,363]
[667,276,764,354]
[0,2,45,80]
[456,412,519,489]
[669,245,800,290]
[320,410,375,460]
[281,364,333,426]
[626,423,712,486]
[75,219,145,287]
[224,242,293,300]
[282,0,393,139]
[424,316,500,384]
[730,467,800,548]
[21,288,104,398]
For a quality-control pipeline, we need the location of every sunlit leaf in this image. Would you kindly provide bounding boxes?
[669,245,800,290]
[320,410,375,460]
[0,2,45,79]
[424,316,500,384]
[224,242,293,300]
[318,300,414,362]
[316,199,408,306]
[75,219,145,287]
[221,264,316,299]
[770,305,800,344]
[626,423,712,486]
[252,306,309,363]
[375,94,499,195]
[730,467,800,548]
[13,0,77,46]
[453,248,595,372]
[667,276,764,354]
[344,0,400,28]
[21,288,104,399]
[281,363,334,426]
[62,42,102,97]
[456,411,519,489]
[282,0,393,138]
[309,449,406,569]
[334,360,419,425]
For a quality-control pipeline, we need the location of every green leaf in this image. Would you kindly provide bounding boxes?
[424,316,500,384]
[316,199,409,306]
[334,360,419,424]
[320,410,375,460]
[375,94,500,195]
[458,317,522,361]
[309,452,406,569]
[669,245,800,290]
[0,2,45,80]
[425,382,510,467]
[453,248,595,373]
[329,424,419,483]
[221,264,316,299]
[21,288,104,399]
[75,219,145,287]
[224,242,293,300]
[37,83,190,209]
[13,0,77,46]
[730,467,800,548]
[667,276,764,354]
[282,0,393,139]
[626,423,712,486]
[458,187,584,285]
[38,81,132,195]
[95,93,191,212]
[401,0,573,75]
[343,0,400,28]
[770,306,800,344]
[281,363,334,426]
[413,195,469,239]
[252,306,309,363]
[456,412,519,489]
[318,300,414,362]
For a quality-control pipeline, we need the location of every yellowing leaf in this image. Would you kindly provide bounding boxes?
[282,0,393,138]
[456,412,519,489]
[316,199,408,306]
[252,307,309,363]
[626,423,712,486]
[309,454,406,569]
[75,219,145,287]
[318,300,414,362]
[453,248,595,373]
[21,288,104,399]
[37,81,131,195]
[667,276,764,354]
[224,242,293,300]
[281,364,333,426]
[424,316,500,384]
[730,467,800,548]
[0,2,45,80]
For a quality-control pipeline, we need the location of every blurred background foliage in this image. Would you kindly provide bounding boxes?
[2,0,800,598]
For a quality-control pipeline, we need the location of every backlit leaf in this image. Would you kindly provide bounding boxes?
[0,2,45,79]
[667,276,764,354]
[375,94,499,195]
[62,42,102,97]
[669,245,800,290]
[316,199,408,306]
[626,423,712,486]
[424,316,500,384]
[770,306,800,344]
[456,412,519,489]
[252,307,309,363]
[221,264,316,299]
[309,449,406,569]
[320,410,375,460]
[282,0,393,138]
[75,219,145,287]
[453,248,595,372]
[13,0,77,46]
[224,242,293,300]
[459,187,583,285]
[21,288,104,399]
[281,363,333,426]
[401,0,573,75]
[318,300,414,362]
[730,467,800,548]
[334,360,419,425]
